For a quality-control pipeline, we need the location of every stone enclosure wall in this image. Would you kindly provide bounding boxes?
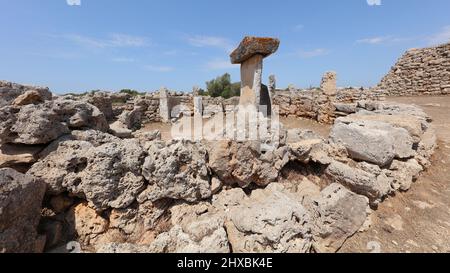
[378,42,450,96]
[0,79,437,253]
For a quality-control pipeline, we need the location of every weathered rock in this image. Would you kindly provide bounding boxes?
[416,128,438,168]
[333,103,357,114]
[13,90,49,106]
[0,144,44,169]
[387,159,423,191]
[139,140,211,203]
[81,92,114,121]
[378,43,450,96]
[226,185,313,253]
[109,199,172,239]
[0,168,46,253]
[118,106,143,130]
[331,121,396,167]
[0,81,52,107]
[333,119,416,162]
[65,203,109,246]
[97,243,151,253]
[207,140,290,188]
[148,203,230,253]
[230,36,280,64]
[321,71,337,96]
[338,113,424,143]
[0,99,108,145]
[28,138,146,210]
[309,183,369,253]
[109,121,133,138]
[325,161,392,205]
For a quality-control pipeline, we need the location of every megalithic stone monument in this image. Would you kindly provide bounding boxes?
[230,37,280,114]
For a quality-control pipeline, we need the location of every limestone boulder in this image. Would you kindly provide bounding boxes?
[0,144,44,170]
[0,168,47,253]
[325,161,392,205]
[332,119,416,164]
[28,137,146,211]
[207,140,290,188]
[118,106,144,130]
[13,90,50,106]
[0,81,52,107]
[339,112,425,143]
[230,36,280,64]
[65,203,109,247]
[81,92,114,121]
[331,121,395,167]
[387,159,423,191]
[139,140,211,203]
[0,99,108,145]
[226,185,313,253]
[308,184,369,253]
[147,203,230,253]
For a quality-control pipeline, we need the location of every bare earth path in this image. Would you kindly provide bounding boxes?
[341,96,450,253]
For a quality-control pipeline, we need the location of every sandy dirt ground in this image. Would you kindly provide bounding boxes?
[341,96,450,253]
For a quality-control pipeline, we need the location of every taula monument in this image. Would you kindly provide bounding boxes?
[230,36,280,116]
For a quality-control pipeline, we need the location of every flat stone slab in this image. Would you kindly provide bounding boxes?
[230,37,280,64]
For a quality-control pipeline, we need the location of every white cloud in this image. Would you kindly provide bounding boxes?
[357,36,391,44]
[295,48,330,58]
[367,0,381,6]
[187,35,234,52]
[205,59,239,70]
[66,0,81,6]
[357,36,413,45]
[109,34,148,47]
[428,26,450,46]
[64,33,149,48]
[144,65,174,72]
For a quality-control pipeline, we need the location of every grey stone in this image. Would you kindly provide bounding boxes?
[0,168,47,253]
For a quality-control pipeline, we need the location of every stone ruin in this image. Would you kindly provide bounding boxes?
[378,42,450,96]
[230,36,280,116]
[0,38,443,254]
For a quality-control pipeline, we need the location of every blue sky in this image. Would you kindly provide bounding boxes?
[0,0,449,94]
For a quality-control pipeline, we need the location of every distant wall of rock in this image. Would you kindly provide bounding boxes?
[378,42,450,96]
[273,87,385,123]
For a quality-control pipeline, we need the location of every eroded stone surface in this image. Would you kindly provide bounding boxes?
[0,168,46,253]
[230,36,280,64]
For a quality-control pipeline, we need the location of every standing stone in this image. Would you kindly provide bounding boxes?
[193,86,203,116]
[321,71,337,96]
[269,75,276,93]
[159,87,170,123]
[230,37,280,110]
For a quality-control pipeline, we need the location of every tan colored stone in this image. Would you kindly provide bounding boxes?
[240,54,263,107]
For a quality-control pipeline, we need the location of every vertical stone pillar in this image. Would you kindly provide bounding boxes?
[321,71,337,97]
[269,75,276,94]
[192,86,203,116]
[159,87,170,123]
[240,54,263,107]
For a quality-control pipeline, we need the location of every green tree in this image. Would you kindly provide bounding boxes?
[119,89,145,96]
[205,73,241,99]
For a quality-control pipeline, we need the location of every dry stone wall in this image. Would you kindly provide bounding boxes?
[378,42,450,96]
[0,79,439,253]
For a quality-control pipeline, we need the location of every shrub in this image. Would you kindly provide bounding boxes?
[205,73,240,99]
[119,89,145,96]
